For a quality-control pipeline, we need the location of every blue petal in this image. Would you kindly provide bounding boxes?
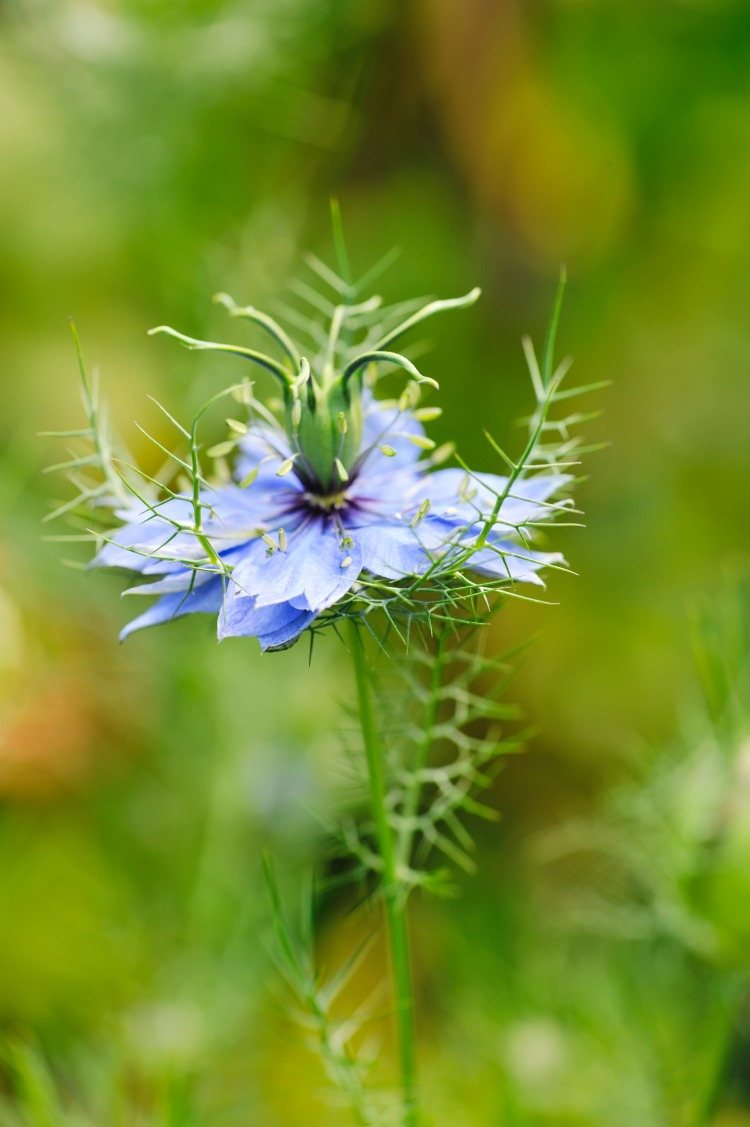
[230,520,362,612]
[95,483,294,575]
[95,506,198,573]
[124,550,243,595]
[355,520,447,580]
[234,424,293,483]
[119,577,224,640]
[360,394,426,465]
[200,483,297,531]
[419,469,571,527]
[218,594,315,650]
[347,463,424,524]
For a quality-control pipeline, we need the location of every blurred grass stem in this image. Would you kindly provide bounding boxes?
[348,620,418,1126]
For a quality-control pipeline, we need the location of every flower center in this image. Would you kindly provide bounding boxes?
[304,489,349,513]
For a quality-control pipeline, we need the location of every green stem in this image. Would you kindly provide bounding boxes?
[348,620,418,1127]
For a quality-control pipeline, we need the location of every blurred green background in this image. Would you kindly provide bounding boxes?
[2,1,750,1123]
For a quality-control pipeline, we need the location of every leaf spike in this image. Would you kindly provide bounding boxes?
[329,197,353,292]
[541,265,567,389]
[373,287,482,352]
[213,291,301,367]
[148,324,294,387]
[342,350,438,390]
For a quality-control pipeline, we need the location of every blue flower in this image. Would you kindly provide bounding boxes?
[95,390,568,651]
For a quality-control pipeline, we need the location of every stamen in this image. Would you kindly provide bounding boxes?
[334,457,349,482]
[379,444,397,457]
[207,439,237,458]
[213,457,231,484]
[459,474,477,502]
[340,555,353,569]
[408,434,436,451]
[410,499,431,528]
[430,441,455,466]
[231,381,253,406]
[278,528,288,551]
[398,381,421,411]
[414,406,442,422]
[277,455,297,477]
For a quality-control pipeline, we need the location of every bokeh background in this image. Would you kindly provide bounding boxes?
[2,1,750,1123]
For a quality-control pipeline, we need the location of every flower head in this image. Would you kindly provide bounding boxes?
[62,255,580,651]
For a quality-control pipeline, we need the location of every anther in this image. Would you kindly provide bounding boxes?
[408,435,436,451]
[207,439,236,458]
[430,441,455,466]
[277,455,297,477]
[232,382,253,406]
[399,382,421,411]
[410,499,431,528]
[459,474,477,502]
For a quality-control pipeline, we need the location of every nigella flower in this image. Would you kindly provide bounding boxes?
[88,281,572,650]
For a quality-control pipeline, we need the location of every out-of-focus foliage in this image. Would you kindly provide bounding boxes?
[1,0,750,1122]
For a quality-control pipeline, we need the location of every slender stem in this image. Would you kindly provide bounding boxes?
[348,619,418,1127]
